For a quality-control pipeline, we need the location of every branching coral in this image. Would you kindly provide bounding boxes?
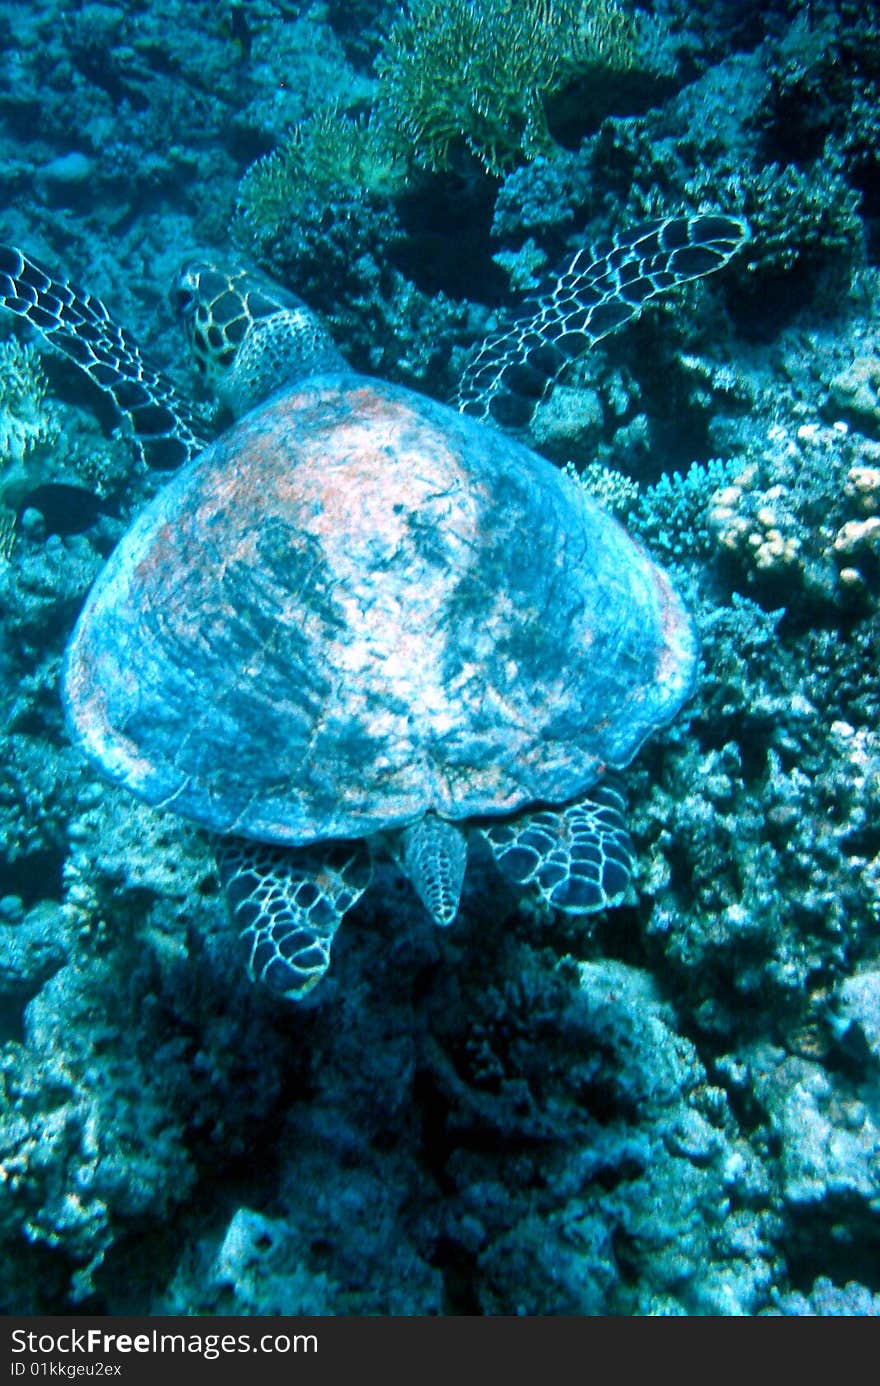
[375,0,640,175]
[566,459,639,516]
[568,456,739,560]
[234,106,407,243]
[0,339,59,558]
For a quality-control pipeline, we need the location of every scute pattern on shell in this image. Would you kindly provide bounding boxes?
[62,374,698,844]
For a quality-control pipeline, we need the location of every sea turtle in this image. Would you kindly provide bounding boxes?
[0,214,746,1001]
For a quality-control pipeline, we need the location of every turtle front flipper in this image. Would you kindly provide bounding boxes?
[479,778,635,914]
[456,213,748,430]
[0,244,210,469]
[215,837,373,1001]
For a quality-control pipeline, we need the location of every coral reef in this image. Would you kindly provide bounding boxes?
[1,0,880,1320]
[375,0,642,176]
[0,340,57,473]
[234,108,407,246]
[0,338,59,554]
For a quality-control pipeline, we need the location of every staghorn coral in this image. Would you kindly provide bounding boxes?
[631,459,740,561]
[375,0,641,176]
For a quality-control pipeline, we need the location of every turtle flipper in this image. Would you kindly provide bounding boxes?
[0,245,210,469]
[215,837,373,1001]
[395,813,468,925]
[479,778,635,913]
[456,213,748,429]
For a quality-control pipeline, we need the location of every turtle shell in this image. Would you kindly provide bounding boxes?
[63,374,698,843]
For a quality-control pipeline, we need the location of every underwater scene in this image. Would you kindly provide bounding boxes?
[0,0,878,1318]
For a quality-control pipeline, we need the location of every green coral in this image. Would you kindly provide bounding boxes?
[375,0,640,175]
[0,339,60,558]
[0,340,57,464]
[234,106,407,242]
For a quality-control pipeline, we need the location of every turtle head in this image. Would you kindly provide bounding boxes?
[172,261,346,417]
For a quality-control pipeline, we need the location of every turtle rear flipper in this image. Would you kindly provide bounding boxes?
[479,778,635,913]
[0,244,210,469]
[216,837,373,1000]
[456,213,749,429]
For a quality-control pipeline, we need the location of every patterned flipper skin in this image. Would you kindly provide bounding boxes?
[480,778,635,913]
[0,244,210,469]
[216,837,373,1001]
[456,214,748,429]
